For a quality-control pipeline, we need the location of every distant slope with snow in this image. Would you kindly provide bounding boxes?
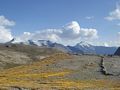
[74,41,96,54]
[12,39,118,55]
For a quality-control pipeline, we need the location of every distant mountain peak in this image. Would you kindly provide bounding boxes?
[75,41,95,54]
[76,41,92,47]
[28,39,53,47]
[11,39,117,55]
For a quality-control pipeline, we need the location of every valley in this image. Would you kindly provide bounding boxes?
[0,44,119,89]
[0,0,120,89]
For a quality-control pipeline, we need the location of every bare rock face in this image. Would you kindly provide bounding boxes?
[114,47,120,56]
[103,56,120,76]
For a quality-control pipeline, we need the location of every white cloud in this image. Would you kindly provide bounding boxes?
[32,30,61,42]
[103,42,109,47]
[105,3,120,21]
[105,41,120,47]
[0,16,15,43]
[0,26,13,42]
[17,21,98,45]
[0,16,15,27]
[64,21,80,34]
[80,28,98,40]
[60,21,81,39]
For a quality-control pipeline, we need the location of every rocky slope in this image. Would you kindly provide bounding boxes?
[114,47,120,55]
[0,43,61,69]
[0,52,119,89]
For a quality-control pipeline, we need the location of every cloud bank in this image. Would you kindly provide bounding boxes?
[0,15,100,46]
[0,16,15,42]
[16,21,98,45]
[105,2,120,21]
[0,15,119,47]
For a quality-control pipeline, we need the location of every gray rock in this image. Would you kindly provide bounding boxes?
[103,56,120,76]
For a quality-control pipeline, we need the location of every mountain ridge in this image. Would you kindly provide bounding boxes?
[11,39,118,55]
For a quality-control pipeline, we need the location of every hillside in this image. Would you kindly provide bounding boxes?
[0,53,119,90]
[0,44,61,69]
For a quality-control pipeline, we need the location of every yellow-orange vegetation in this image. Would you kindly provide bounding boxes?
[0,53,119,90]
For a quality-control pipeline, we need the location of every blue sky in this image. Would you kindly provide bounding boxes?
[0,0,120,46]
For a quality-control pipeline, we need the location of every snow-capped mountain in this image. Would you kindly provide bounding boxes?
[73,41,117,55]
[27,40,72,53]
[67,45,84,54]
[37,40,53,47]
[28,40,53,47]
[12,39,54,47]
[74,41,96,54]
[12,39,117,55]
[76,41,91,47]
[50,43,73,53]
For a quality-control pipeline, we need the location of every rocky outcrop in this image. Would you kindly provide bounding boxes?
[102,56,120,76]
[100,57,115,76]
[114,47,120,56]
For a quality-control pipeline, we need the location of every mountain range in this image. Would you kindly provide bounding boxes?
[12,39,118,55]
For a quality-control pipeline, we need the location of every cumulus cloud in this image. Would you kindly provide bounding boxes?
[60,21,81,39]
[0,16,15,27]
[0,26,13,42]
[15,32,32,42]
[0,15,15,43]
[103,42,109,47]
[32,30,61,42]
[80,28,98,40]
[105,2,120,21]
[17,21,98,45]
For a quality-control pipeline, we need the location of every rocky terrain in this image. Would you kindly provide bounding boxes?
[0,44,119,89]
[0,44,61,69]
